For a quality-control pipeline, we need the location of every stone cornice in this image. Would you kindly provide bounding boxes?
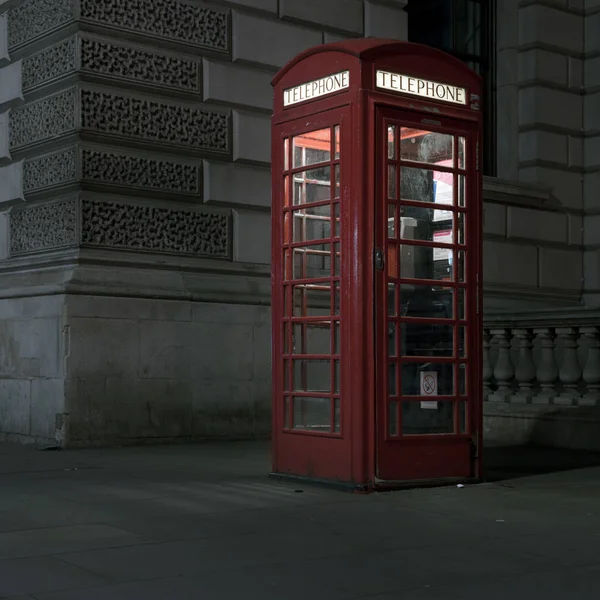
[483,175,558,209]
[0,248,271,304]
[482,305,600,329]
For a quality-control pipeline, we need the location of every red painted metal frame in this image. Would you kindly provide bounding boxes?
[271,39,483,491]
[373,105,481,483]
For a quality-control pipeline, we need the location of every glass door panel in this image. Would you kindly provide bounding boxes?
[376,109,479,482]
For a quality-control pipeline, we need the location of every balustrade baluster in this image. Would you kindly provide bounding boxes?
[533,328,559,404]
[482,329,493,401]
[513,328,535,403]
[489,328,513,402]
[581,326,600,406]
[556,327,582,405]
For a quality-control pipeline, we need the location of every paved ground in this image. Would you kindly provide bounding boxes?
[1,441,600,599]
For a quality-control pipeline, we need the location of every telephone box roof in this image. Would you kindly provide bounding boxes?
[272,38,478,86]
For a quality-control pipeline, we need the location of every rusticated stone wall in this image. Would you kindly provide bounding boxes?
[0,0,408,446]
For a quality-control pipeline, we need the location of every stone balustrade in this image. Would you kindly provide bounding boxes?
[483,310,600,407]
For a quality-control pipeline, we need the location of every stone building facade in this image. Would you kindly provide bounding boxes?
[0,0,598,449]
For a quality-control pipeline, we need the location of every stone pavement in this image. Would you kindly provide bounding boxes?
[1,441,600,599]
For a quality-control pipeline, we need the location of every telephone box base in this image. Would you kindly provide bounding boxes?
[269,472,482,493]
[269,472,371,493]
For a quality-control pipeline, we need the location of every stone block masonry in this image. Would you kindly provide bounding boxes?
[0,0,409,447]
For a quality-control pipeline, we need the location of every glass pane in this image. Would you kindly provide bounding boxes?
[284,396,291,428]
[335,126,340,159]
[293,397,330,431]
[333,242,340,276]
[458,401,467,434]
[459,363,467,395]
[459,327,467,358]
[388,321,397,357]
[334,321,341,354]
[284,138,289,171]
[293,322,331,355]
[283,323,290,353]
[388,125,396,159]
[408,0,453,50]
[455,0,481,56]
[400,205,453,243]
[457,287,466,320]
[458,175,466,207]
[293,284,331,317]
[284,175,290,207]
[388,243,398,280]
[293,128,331,168]
[283,212,291,245]
[335,165,340,198]
[293,205,331,243]
[400,129,454,165]
[334,361,340,393]
[388,204,396,238]
[293,360,330,392]
[456,212,465,245]
[458,136,466,169]
[389,401,398,436]
[293,244,331,280]
[402,400,454,435]
[400,167,453,205]
[402,363,454,396]
[294,167,331,205]
[284,285,291,317]
[401,323,454,357]
[388,165,397,199]
[333,282,341,315]
[284,361,290,391]
[389,362,397,396]
[333,398,340,433]
[457,250,466,282]
[400,284,453,319]
[388,283,397,316]
[400,244,454,281]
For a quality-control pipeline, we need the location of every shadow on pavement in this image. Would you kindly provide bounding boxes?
[483,445,600,482]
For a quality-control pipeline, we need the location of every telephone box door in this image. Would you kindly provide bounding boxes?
[374,106,482,483]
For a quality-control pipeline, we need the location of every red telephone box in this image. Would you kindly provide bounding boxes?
[270,39,483,492]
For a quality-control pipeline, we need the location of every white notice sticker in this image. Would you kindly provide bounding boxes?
[420,401,439,410]
[420,371,438,396]
[420,372,438,409]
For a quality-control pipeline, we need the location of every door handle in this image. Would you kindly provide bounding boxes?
[374,249,384,271]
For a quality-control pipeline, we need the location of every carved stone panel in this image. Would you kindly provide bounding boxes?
[9,196,230,259]
[79,37,200,92]
[0,112,9,159]
[80,149,201,195]
[10,198,78,256]
[0,15,8,62]
[21,35,200,94]
[9,88,77,151]
[80,89,229,153]
[8,0,75,50]
[21,37,77,92]
[8,0,229,53]
[81,199,230,257]
[23,147,78,192]
[10,87,227,154]
[78,0,229,52]
[21,145,201,196]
